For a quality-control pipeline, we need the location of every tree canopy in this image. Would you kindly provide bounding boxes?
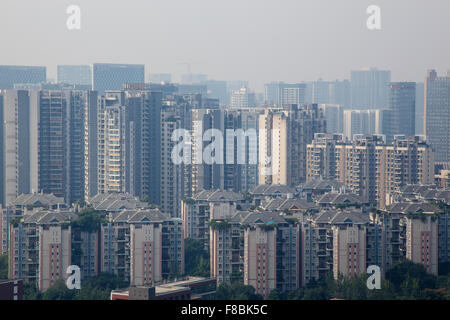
[184,238,210,277]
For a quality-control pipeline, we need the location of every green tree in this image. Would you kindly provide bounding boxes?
[385,259,437,299]
[23,282,42,300]
[216,282,263,300]
[0,254,8,279]
[267,289,284,300]
[76,273,128,300]
[42,279,76,300]
[184,238,210,277]
[71,208,107,233]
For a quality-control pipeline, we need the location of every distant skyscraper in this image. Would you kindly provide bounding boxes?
[57,65,92,87]
[149,73,172,83]
[0,65,46,89]
[181,74,207,84]
[415,82,425,135]
[386,82,416,143]
[202,80,228,105]
[311,79,332,104]
[93,63,145,94]
[227,80,248,91]
[319,104,344,134]
[227,80,249,103]
[424,70,450,163]
[264,82,306,107]
[343,109,378,140]
[351,68,391,109]
[231,88,250,108]
[178,84,208,97]
[0,90,32,206]
[264,82,280,106]
[330,79,351,108]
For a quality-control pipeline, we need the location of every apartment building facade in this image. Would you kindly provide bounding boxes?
[306,134,434,207]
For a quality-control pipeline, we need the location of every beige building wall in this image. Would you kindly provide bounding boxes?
[244,228,276,297]
[258,110,288,185]
[332,225,366,280]
[38,226,71,291]
[405,216,439,275]
[130,224,162,286]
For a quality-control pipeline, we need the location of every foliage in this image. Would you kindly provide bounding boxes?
[257,223,276,231]
[183,198,195,205]
[75,273,128,300]
[42,279,77,300]
[209,219,230,231]
[216,282,263,300]
[23,282,42,300]
[0,254,8,279]
[266,261,450,300]
[285,217,299,225]
[35,273,128,300]
[242,192,253,202]
[184,238,210,277]
[9,217,22,227]
[166,262,183,281]
[70,208,107,233]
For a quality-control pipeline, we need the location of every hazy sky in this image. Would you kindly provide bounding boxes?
[0,0,449,91]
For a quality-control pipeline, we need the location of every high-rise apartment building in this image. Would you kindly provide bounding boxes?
[0,193,67,255]
[97,93,127,194]
[0,90,32,206]
[101,208,184,285]
[30,91,69,199]
[189,107,258,195]
[161,107,182,217]
[242,212,300,297]
[96,90,161,202]
[0,89,97,205]
[181,190,245,250]
[259,104,326,186]
[306,134,434,206]
[424,70,450,163]
[331,212,369,279]
[8,210,76,291]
